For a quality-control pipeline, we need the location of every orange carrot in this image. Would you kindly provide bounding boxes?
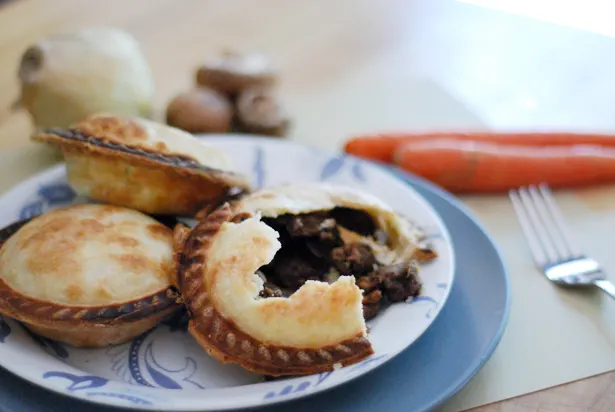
[393,139,615,193]
[344,132,615,163]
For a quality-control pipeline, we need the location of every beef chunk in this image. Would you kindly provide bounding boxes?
[266,213,342,258]
[363,289,382,305]
[379,262,422,302]
[286,213,340,243]
[315,218,340,244]
[362,290,383,320]
[286,212,328,237]
[305,239,332,259]
[257,210,423,323]
[259,282,283,298]
[263,250,327,290]
[363,303,381,320]
[260,212,345,291]
[331,243,376,276]
[356,273,381,292]
[331,207,376,236]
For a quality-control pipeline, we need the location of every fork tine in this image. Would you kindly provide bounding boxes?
[516,187,560,265]
[527,185,571,260]
[509,189,548,267]
[537,183,582,258]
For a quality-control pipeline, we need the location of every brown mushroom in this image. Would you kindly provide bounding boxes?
[234,87,290,137]
[195,51,277,98]
[165,88,233,134]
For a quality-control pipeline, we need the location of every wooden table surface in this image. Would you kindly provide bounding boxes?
[1,0,615,411]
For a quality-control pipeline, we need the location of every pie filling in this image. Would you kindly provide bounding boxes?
[257,207,423,320]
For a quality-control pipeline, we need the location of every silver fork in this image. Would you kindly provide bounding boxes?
[509,183,615,299]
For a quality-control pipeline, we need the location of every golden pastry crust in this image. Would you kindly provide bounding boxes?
[32,115,251,216]
[0,205,179,348]
[175,204,373,376]
[26,315,170,348]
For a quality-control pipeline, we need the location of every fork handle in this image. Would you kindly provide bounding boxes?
[595,280,615,300]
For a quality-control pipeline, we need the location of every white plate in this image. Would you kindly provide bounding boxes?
[0,136,454,411]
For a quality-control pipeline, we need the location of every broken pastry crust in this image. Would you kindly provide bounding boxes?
[32,114,251,216]
[232,183,436,264]
[0,204,179,348]
[174,203,374,376]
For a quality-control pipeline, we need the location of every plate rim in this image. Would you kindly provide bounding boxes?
[0,136,457,411]
[0,152,511,412]
[392,167,512,411]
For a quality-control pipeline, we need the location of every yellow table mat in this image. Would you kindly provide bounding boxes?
[2,81,615,411]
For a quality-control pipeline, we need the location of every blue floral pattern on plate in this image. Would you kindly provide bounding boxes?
[19,184,76,219]
[42,372,154,405]
[43,371,108,391]
[318,154,369,183]
[0,136,454,411]
[319,155,346,181]
[264,371,333,399]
